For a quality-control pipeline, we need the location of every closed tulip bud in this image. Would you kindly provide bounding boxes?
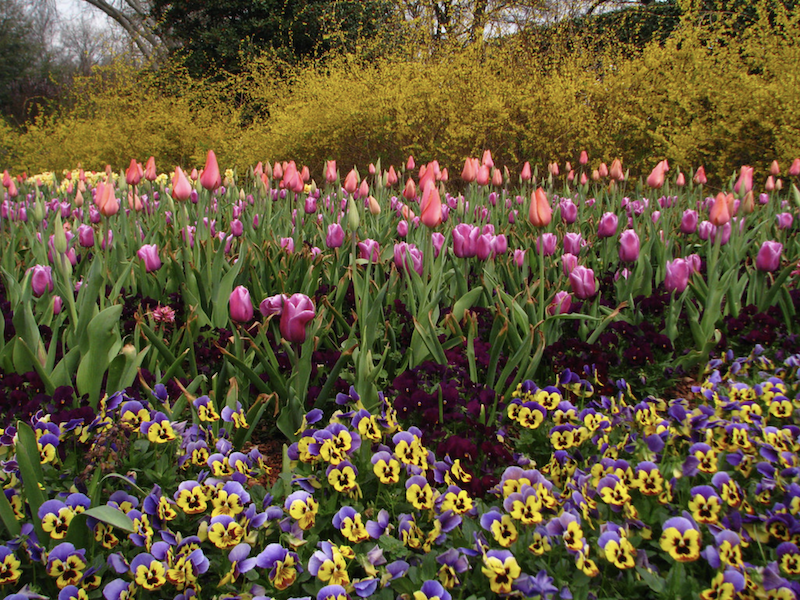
[326,222,344,248]
[304,196,317,214]
[549,291,572,316]
[172,167,192,201]
[610,158,624,181]
[491,167,503,187]
[664,258,691,293]
[200,150,222,191]
[789,158,800,177]
[98,181,119,217]
[529,187,551,227]
[431,232,445,257]
[709,192,732,226]
[698,220,714,241]
[53,213,68,255]
[476,164,490,186]
[230,218,244,237]
[756,240,782,272]
[228,285,253,323]
[476,233,494,261]
[561,253,578,276]
[420,181,442,228]
[78,224,94,247]
[367,195,381,215]
[343,169,358,194]
[402,178,416,200]
[567,170,575,182]
[406,155,415,170]
[347,195,360,232]
[741,190,755,214]
[358,179,369,199]
[461,157,477,183]
[535,233,557,256]
[29,265,53,297]
[563,232,583,256]
[569,265,597,299]
[514,248,526,267]
[680,209,698,234]
[776,212,793,229]
[676,171,686,186]
[441,168,449,182]
[386,165,399,186]
[770,160,781,176]
[598,163,609,178]
[325,160,337,183]
[597,212,618,238]
[53,295,63,315]
[693,166,707,185]
[493,234,508,255]
[481,149,493,168]
[520,161,532,182]
[559,198,577,224]
[280,237,294,253]
[397,220,408,237]
[580,172,588,186]
[734,165,754,195]
[646,162,666,189]
[137,244,162,272]
[765,176,775,192]
[591,169,600,181]
[300,165,310,182]
[618,229,640,262]
[687,253,702,273]
[579,150,589,165]
[126,159,143,186]
[549,162,559,177]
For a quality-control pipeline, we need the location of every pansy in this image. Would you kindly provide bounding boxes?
[119,400,151,429]
[366,509,391,539]
[312,424,362,465]
[174,480,208,514]
[332,506,369,543]
[598,528,637,569]
[528,528,552,555]
[45,542,87,589]
[308,541,350,586]
[392,430,431,472]
[699,569,745,600]
[631,461,664,496]
[439,485,475,516]
[704,529,744,569]
[255,543,302,590]
[285,490,319,530]
[503,485,543,524]
[207,452,235,478]
[218,543,257,586]
[39,499,75,540]
[318,583,350,600]
[406,475,437,510]
[57,586,88,600]
[0,545,21,586]
[128,509,156,549]
[689,485,723,524]
[327,460,359,494]
[597,474,631,508]
[350,409,382,442]
[140,411,177,443]
[206,514,245,549]
[660,516,702,562]
[130,552,167,591]
[371,451,401,484]
[480,510,519,547]
[481,550,522,595]
[436,549,469,589]
[192,395,219,422]
[777,542,800,575]
[102,578,135,600]
[38,432,59,464]
[221,402,248,428]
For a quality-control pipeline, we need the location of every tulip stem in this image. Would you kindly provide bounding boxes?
[538,245,546,327]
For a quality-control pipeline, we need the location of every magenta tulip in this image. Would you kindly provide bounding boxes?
[776,213,793,229]
[493,234,508,256]
[29,265,53,297]
[260,293,288,317]
[561,253,578,276]
[394,242,423,275]
[563,232,582,256]
[137,244,162,273]
[452,223,479,258]
[476,234,494,261]
[280,237,295,254]
[229,286,254,322]
[514,249,526,267]
[358,239,380,262]
[549,291,572,315]
[597,212,618,238]
[756,241,782,272]
[535,233,557,256]
[397,220,409,237]
[230,218,243,237]
[680,209,698,234]
[326,223,344,248]
[618,229,640,263]
[53,295,63,315]
[559,199,577,224]
[78,224,95,247]
[569,265,596,299]
[280,293,316,343]
[432,232,445,258]
[664,258,691,293]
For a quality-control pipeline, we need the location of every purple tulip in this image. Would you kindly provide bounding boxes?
[569,265,596,299]
[137,244,161,273]
[452,223,479,258]
[397,220,409,237]
[230,218,243,237]
[53,295,63,315]
[776,212,793,229]
[493,234,508,256]
[756,241,782,272]
[561,253,578,276]
[559,198,577,224]
[477,234,494,260]
[326,223,344,248]
[432,232,445,258]
[77,224,94,248]
[697,220,713,241]
[680,209,698,234]
[549,291,572,315]
[304,196,317,214]
[514,249,526,267]
[280,293,316,343]
[394,242,423,275]
[563,232,582,256]
[29,265,53,297]
[686,253,702,273]
[259,294,287,317]
[358,239,380,262]
[597,212,618,238]
[280,237,294,253]
[535,233,557,256]
[618,229,640,263]
[229,286,254,322]
[664,258,691,293]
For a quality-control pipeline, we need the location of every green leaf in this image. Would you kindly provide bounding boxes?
[452,286,484,321]
[82,505,135,533]
[15,422,47,545]
[0,487,21,538]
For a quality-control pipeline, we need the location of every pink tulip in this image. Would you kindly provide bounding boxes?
[200,149,222,191]
[280,293,315,343]
[461,158,477,183]
[610,159,624,182]
[563,232,583,256]
[598,163,609,178]
[326,223,344,248]
[664,258,690,293]
[432,232,445,258]
[733,165,754,195]
[579,150,589,165]
[549,291,572,316]
[693,166,707,185]
[280,237,294,253]
[358,239,380,262]
[476,164,490,186]
[709,192,732,227]
[514,249,526,267]
[397,220,409,237]
[29,265,53,297]
[618,229,640,262]
[476,234,494,261]
[789,158,800,177]
[569,265,596,299]
[420,181,442,228]
[756,241,782,272]
[53,296,63,315]
[520,162,532,182]
[393,242,423,275]
[535,233,557,256]
[646,161,666,189]
[325,160,337,184]
[481,149,493,168]
[144,156,157,181]
[229,286,254,322]
[680,209,698,234]
[493,234,507,256]
[126,159,143,186]
[676,172,686,186]
[260,294,287,317]
[597,212,618,238]
[137,244,161,273]
[172,167,192,201]
[406,155,415,170]
[491,168,503,187]
[386,166,398,186]
[770,160,781,176]
[561,253,578,276]
[776,212,793,229]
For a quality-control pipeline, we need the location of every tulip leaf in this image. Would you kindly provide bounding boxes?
[81,505,135,533]
[452,286,484,322]
[15,422,47,546]
[758,261,796,312]
[211,251,246,329]
[75,304,123,408]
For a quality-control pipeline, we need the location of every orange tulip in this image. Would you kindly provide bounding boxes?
[386,165,399,186]
[709,192,732,226]
[461,157,477,183]
[529,187,551,227]
[343,169,359,194]
[491,167,503,187]
[97,180,119,216]
[402,178,416,200]
[420,181,442,228]
[144,156,157,181]
[610,159,624,181]
[476,164,490,186]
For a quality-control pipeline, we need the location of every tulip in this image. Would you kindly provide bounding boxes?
[97,181,119,217]
[406,155,415,170]
[325,160,337,184]
[200,150,222,191]
[789,158,800,177]
[397,220,409,237]
[358,239,380,262]
[326,223,344,248]
[569,265,596,299]
[676,171,686,186]
[29,265,53,297]
[280,293,315,343]
[491,167,503,187]
[618,229,640,262]
[693,166,707,185]
[126,159,143,186]
[420,181,442,228]
[476,234,494,261]
[137,244,161,273]
[520,162,532,182]
[230,218,243,237]
[386,166,399,186]
[514,249,526,267]
[756,241,782,272]
[358,179,370,200]
[481,149,493,168]
[393,242,423,275]
[432,232,445,258]
[561,253,578,276]
[709,192,731,226]
[53,295,63,315]
[529,187,551,227]
[686,254,702,273]
[610,158,624,181]
[548,162,559,177]
[579,150,588,165]
[172,167,192,201]
[260,294,287,317]
[461,158,477,183]
[535,233,557,256]
[598,163,609,178]
[770,160,780,176]
[733,165,754,195]
[559,198,577,224]
[597,212,618,238]
[776,212,793,229]
[563,232,583,256]
[646,161,666,189]
[680,209,698,234]
[549,291,572,315]
[300,165,310,182]
[78,224,95,247]
[280,237,295,253]
[765,176,775,192]
[1,170,10,188]
[664,258,691,293]
[476,165,490,186]
[740,190,755,214]
[402,178,416,200]
[452,223,479,258]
